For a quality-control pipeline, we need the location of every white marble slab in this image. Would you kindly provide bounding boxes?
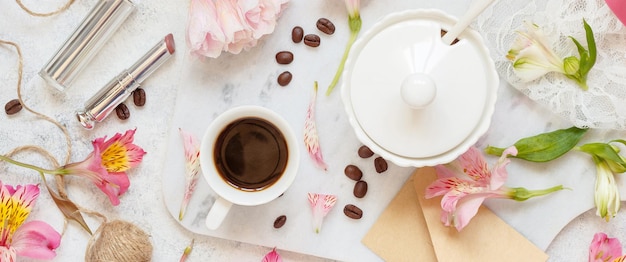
[2,0,625,261]
[161,1,626,261]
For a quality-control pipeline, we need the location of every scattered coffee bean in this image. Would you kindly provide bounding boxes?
[316,18,335,35]
[133,88,146,107]
[273,215,287,228]
[343,204,363,219]
[277,71,292,86]
[4,99,22,115]
[303,34,321,47]
[374,157,388,173]
[344,165,363,181]
[275,51,294,64]
[115,103,130,120]
[292,26,304,43]
[358,145,374,158]
[353,180,368,198]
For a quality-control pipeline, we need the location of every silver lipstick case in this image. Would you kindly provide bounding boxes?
[40,0,135,91]
[76,34,175,129]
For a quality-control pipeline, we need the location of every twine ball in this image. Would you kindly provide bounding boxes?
[85,220,153,262]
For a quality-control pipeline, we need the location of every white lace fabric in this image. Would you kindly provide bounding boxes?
[476,0,626,130]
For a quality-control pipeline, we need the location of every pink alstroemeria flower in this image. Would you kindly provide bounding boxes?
[307,193,337,233]
[186,0,289,58]
[62,129,146,206]
[178,128,201,221]
[0,130,146,206]
[589,232,623,262]
[261,247,282,262]
[425,146,563,231]
[304,82,328,171]
[0,182,61,261]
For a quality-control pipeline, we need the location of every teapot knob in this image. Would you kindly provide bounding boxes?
[400,73,436,109]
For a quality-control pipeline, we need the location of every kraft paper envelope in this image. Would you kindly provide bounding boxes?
[362,167,548,262]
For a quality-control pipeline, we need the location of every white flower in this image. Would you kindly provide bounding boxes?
[594,158,621,221]
[507,21,565,82]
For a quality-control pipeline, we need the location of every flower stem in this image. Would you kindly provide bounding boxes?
[508,185,565,201]
[326,30,359,96]
[0,155,63,175]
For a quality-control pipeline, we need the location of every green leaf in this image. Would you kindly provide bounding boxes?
[578,141,626,173]
[485,126,588,162]
[583,19,597,75]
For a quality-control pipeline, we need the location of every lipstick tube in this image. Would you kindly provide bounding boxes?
[76,33,175,129]
[40,0,135,91]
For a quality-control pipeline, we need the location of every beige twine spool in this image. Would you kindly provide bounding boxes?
[85,220,153,262]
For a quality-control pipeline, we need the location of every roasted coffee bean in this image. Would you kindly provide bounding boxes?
[343,204,363,219]
[316,18,335,35]
[374,157,388,173]
[358,145,374,158]
[4,99,22,115]
[277,71,292,86]
[344,165,363,181]
[353,180,368,198]
[292,26,304,43]
[273,215,287,228]
[275,51,294,64]
[133,88,146,107]
[303,34,321,47]
[115,103,130,120]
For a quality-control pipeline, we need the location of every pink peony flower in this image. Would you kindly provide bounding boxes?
[186,0,289,58]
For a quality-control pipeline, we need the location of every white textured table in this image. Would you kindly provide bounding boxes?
[1,0,626,261]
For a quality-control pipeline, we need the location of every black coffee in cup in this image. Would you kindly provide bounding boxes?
[213,117,289,191]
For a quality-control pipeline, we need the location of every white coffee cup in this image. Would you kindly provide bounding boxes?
[200,105,299,230]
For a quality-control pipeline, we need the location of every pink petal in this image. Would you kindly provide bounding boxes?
[96,172,130,206]
[589,232,623,262]
[7,184,40,212]
[449,194,491,231]
[457,147,490,183]
[179,128,201,220]
[490,146,518,190]
[261,247,282,262]
[92,129,146,171]
[425,176,457,199]
[304,82,328,171]
[186,0,226,58]
[11,220,60,260]
[433,164,456,179]
[0,246,16,262]
[307,193,337,233]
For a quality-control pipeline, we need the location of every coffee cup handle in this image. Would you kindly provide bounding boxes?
[205,196,233,230]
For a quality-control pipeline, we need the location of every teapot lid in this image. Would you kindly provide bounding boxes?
[342,9,498,166]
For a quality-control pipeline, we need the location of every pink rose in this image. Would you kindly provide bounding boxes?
[186,0,289,58]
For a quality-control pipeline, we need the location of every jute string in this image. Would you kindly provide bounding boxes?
[1,5,153,260]
[0,40,72,197]
[15,0,76,17]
